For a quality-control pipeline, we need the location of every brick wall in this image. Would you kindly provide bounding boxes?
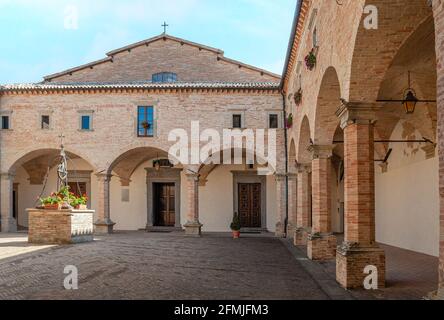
[46,37,279,84]
[433,0,444,290]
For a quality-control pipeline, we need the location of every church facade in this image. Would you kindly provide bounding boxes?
[0,34,286,236]
[1,0,444,295]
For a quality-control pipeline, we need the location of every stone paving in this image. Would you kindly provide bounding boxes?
[0,232,336,300]
[0,232,437,300]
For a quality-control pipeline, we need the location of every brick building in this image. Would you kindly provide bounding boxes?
[0,34,286,237]
[1,0,444,296]
[282,0,443,294]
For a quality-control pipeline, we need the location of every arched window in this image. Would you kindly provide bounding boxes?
[152,72,178,83]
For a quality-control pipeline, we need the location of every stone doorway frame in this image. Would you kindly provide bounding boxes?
[231,170,267,231]
[145,168,182,229]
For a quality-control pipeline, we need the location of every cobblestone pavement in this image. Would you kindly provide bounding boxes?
[0,232,337,300]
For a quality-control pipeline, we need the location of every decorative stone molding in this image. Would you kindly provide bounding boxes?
[335,101,380,130]
[145,167,182,229]
[296,163,312,174]
[307,144,335,160]
[422,144,437,159]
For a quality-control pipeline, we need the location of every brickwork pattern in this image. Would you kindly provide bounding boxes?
[307,234,337,261]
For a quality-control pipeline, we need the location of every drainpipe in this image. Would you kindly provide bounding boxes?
[282,91,289,238]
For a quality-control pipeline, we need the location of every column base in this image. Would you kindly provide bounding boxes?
[336,242,386,289]
[275,222,286,238]
[286,223,297,239]
[294,227,310,246]
[307,233,337,260]
[184,222,203,236]
[94,219,116,234]
[0,218,17,233]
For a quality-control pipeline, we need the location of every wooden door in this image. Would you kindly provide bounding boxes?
[68,182,87,197]
[154,183,176,227]
[238,183,262,228]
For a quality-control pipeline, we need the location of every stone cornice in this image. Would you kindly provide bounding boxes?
[336,101,380,129]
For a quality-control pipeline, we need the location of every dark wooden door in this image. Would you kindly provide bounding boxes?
[154,183,176,227]
[238,183,262,228]
[68,182,87,197]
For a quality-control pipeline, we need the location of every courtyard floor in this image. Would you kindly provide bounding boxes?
[0,231,438,300]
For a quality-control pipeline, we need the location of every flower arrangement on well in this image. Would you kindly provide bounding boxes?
[305,49,317,71]
[39,186,88,210]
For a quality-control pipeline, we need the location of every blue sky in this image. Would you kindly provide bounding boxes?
[0,0,297,84]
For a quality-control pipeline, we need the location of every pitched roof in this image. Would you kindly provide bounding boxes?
[43,34,281,82]
[280,0,310,92]
[0,81,280,93]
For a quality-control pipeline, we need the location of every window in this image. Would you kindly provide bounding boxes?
[269,114,279,129]
[41,115,50,130]
[138,106,154,137]
[152,72,177,83]
[1,116,9,130]
[233,114,242,129]
[81,115,91,130]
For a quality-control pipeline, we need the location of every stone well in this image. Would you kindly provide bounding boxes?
[27,209,95,245]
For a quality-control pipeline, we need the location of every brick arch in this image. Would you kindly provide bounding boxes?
[348,0,433,102]
[7,148,97,177]
[297,115,312,164]
[376,14,437,143]
[313,66,341,145]
[107,146,177,186]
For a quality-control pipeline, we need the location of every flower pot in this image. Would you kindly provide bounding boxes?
[43,204,61,210]
[75,204,88,210]
[232,231,241,239]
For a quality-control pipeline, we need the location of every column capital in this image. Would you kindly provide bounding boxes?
[0,172,15,180]
[296,163,311,174]
[336,101,380,129]
[274,173,287,182]
[287,172,298,181]
[307,145,335,160]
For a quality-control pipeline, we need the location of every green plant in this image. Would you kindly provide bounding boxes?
[71,194,88,208]
[141,121,151,130]
[39,193,63,206]
[305,49,317,70]
[230,212,241,231]
[286,114,294,129]
[294,88,302,106]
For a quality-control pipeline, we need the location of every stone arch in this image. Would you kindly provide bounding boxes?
[348,0,434,102]
[297,115,312,164]
[7,148,97,184]
[376,14,437,145]
[289,139,297,172]
[107,146,179,186]
[313,66,342,145]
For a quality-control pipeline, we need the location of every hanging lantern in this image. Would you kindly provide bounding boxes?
[154,160,161,171]
[402,89,418,114]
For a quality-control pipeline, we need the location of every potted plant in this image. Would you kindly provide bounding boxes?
[71,194,88,210]
[304,49,317,71]
[39,193,63,210]
[286,113,294,129]
[230,212,241,239]
[294,88,303,106]
[141,121,151,130]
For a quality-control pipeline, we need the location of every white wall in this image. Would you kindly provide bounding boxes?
[375,121,440,257]
[15,158,96,227]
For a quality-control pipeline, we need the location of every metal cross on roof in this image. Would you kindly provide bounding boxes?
[162,21,169,34]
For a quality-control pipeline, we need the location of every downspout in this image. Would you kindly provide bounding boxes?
[282,91,289,238]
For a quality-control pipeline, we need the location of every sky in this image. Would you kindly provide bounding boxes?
[0,0,297,84]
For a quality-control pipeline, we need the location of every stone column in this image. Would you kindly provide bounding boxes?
[335,103,385,289]
[286,173,298,239]
[0,173,17,233]
[275,173,287,238]
[295,164,311,245]
[184,173,202,236]
[94,173,115,234]
[306,145,336,260]
[433,0,444,299]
